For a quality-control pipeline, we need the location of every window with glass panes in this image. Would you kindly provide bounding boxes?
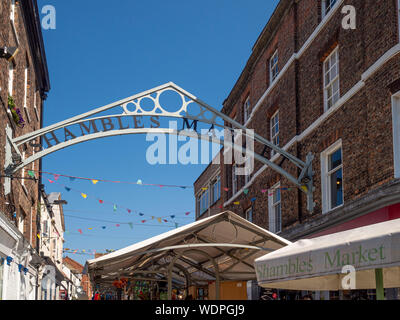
[327,147,343,209]
[199,189,209,215]
[270,51,279,83]
[232,164,238,195]
[212,176,221,204]
[322,0,338,17]
[244,96,251,123]
[269,184,281,233]
[270,111,279,157]
[323,47,340,111]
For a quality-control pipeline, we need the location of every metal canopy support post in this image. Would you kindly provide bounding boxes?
[375,268,385,300]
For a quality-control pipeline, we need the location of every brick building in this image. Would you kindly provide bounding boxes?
[194,153,223,220]
[63,256,93,299]
[0,0,50,300]
[194,0,400,299]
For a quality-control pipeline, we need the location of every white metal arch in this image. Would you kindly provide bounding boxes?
[4,82,315,211]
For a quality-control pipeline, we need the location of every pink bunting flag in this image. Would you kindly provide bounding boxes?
[48,179,55,184]
[116,224,120,227]
[185,212,191,216]
[261,189,268,194]
[127,209,132,214]
[78,229,83,234]
[99,200,104,204]
[224,188,229,192]
[141,220,146,223]
[54,174,60,181]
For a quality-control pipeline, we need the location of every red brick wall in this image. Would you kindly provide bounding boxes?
[0,0,47,249]
[218,0,400,234]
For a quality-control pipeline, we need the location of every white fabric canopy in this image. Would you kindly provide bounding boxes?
[86,211,291,286]
[255,218,400,290]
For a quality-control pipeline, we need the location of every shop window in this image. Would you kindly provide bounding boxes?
[323,47,340,111]
[321,140,344,213]
[268,183,282,233]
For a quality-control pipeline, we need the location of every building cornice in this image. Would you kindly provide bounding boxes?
[280,179,400,241]
[20,0,50,95]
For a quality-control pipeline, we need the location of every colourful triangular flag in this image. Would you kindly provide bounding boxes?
[244,189,249,195]
[81,193,87,199]
[113,204,117,212]
[78,229,83,234]
[234,201,240,205]
[28,170,35,178]
[92,180,99,185]
[170,215,176,219]
[99,200,104,204]
[127,209,132,214]
[128,223,133,229]
[185,212,191,216]
[54,174,60,181]
[175,223,179,228]
[69,177,76,182]
[137,179,143,185]
[65,187,71,192]
[157,218,162,223]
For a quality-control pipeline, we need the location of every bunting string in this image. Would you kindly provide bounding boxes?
[41,177,192,224]
[26,169,193,189]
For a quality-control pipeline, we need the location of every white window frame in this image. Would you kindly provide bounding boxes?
[321,140,344,214]
[24,65,31,123]
[18,211,25,235]
[232,164,238,195]
[198,188,209,216]
[268,182,282,234]
[212,176,221,204]
[323,47,340,112]
[0,254,4,300]
[243,96,251,124]
[269,50,279,83]
[10,0,16,22]
[322,0,338,18]
[245,207,253,223]
[270,110,279,157]
[21,152,26,187]
[33,91,40,121]
[8,62,14,96]
[392,92,400,178]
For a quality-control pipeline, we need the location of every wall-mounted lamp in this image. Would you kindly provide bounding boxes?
[0,46,18,61]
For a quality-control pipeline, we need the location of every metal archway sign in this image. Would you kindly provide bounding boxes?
[3,82,315,211]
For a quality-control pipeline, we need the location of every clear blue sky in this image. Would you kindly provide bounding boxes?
[37,0,279,265]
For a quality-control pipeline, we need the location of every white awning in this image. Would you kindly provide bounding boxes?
[255,218,400,291]
[86,211,291,287]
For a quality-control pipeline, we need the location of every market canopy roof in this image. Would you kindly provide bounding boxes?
[86,211,291,287]
[255,218,400,291]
